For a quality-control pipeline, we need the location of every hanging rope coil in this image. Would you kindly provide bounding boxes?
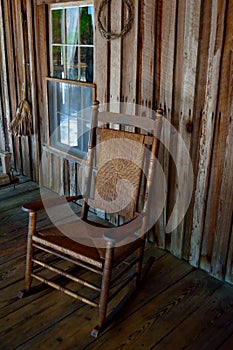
[98,0,134,41]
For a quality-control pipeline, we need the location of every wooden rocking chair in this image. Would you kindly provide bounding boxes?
[19,101,163,337]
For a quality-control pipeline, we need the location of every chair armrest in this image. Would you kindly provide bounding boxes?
[22,195,83,213]
[103,213,146,243]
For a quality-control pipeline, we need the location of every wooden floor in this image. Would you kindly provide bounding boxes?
[1,179,233,350]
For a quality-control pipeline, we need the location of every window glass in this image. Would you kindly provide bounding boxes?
[52,9,62,44]
[50,2,94,83]
[80,6,94,45]
[65,7,79,45]
[49,2,94,158]
[52,46,63,78]
[48,79,94,158]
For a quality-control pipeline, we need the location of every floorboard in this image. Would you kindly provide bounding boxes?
[0,179,233,350]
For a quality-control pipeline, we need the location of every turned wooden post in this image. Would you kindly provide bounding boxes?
[25,211,37,291]
[81,100,99,219]
[92,240,114,337]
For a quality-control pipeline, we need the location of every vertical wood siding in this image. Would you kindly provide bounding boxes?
[0,0,232,284]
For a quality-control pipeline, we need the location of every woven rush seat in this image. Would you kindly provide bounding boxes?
[35,218,143,268]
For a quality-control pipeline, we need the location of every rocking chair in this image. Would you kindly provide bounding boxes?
[19,101,163,337]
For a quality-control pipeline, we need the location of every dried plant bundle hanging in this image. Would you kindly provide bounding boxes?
[9,99,32,136]
[9,11,32,137]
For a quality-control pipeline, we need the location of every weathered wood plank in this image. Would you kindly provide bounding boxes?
[0,283,89,349]
[0,0,16,161]
[220,334,233,350]
[165,1,201,257]
[211,120,233,280]
[183,0,213,261]
[21,253,192,349]
[137,0,156,110]
[69,160,77,196]
[21,138,31,177]
[200,0,233,276]
[94,0,109,105]
[0,233,27,264]
[36,0,71,5]
[226,223,233,284]
[26,0,40,182]
[154,0,177,248]
[1,0,233,289]
[109,0,122,112]
[40,149,50,189]
[121,0,139,109]
[1,180,233,349]
[169,0,201,258]
[51,153,61,194]
[85,270,220,350]
[154,283,233,350]
[0,186,39,218]
[10,0,26,174]
[0,93,6,152]
[0,254,86,319]
[189,1,227,267]
[33,1,49,148]
[158,0,176,110]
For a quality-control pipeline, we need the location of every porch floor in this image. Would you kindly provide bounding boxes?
[0,179,233,350]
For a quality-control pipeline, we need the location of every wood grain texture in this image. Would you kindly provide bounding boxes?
[94,0,109,105]
[190,0,227,267]
[121,0,139,109]
[137,0,156,111]
[0,0,232,285]
[1,180,233,349]
[182,0,213,261]
[169,0,201,259]
[26,0,40,182]
[109,0,122,112]
[0,0,13,154]
[211,118,233,280]
[203,0,233,281]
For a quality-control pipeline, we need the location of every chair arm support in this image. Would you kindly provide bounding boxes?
[103,213,146,243]
[22,195,83,213]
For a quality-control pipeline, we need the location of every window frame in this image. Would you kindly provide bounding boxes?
[49,0,94,82]
[46,1,95,161]
[46,76,96,160]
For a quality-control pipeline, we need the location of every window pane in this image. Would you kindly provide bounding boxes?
[52,9,63,44]
[69,116,78,146]
[59,113,69,144]
[82,86,93,109]
[48,80,94,157]
[57,83,70,114]
[66,7,79,44]
[80,47,94,82]
[80,6,94,45]
[52,46,64,78]
[66,46,79,80]
[50,4,94,83]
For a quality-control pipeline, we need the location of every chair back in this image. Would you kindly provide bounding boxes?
[81,105,163,223]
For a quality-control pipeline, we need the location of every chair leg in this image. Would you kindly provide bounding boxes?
[91,242,114,337]
[18,212,36,298]
[25,240,34,291]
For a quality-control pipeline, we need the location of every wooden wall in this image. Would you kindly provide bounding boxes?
[0,0,40,181]
[0,0,232,284]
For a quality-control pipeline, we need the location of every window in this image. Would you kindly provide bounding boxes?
[48,1,95,158]
[48,78,95,158]
[50,1,94,82]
